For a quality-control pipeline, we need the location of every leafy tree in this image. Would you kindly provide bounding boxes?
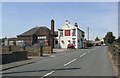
[116,36,120,45]
[2,37,7,43]
[95,37,100,41]
[104,32,115,45]
[1,37,7,46]
[2,38,5,43]
[117,37,120,44]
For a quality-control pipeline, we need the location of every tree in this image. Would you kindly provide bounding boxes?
[95,37,100,41]
[2,37,7,46]
[104,32,115,45]
[116,36,120,45]
[2,37,7,43]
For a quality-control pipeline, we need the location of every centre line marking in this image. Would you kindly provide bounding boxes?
[80,53,86,57]
[64,59,77,66]
[43,71,55,77]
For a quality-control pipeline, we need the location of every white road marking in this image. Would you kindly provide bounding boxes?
[64,59,77,66]
[43,71,55,77]
[80,53,86,57]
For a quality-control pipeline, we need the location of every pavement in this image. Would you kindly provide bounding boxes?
[53,48,68,52]
[1,48,69,71]
[1,46,116,77]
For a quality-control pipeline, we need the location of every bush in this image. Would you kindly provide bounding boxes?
[86,43,93,47]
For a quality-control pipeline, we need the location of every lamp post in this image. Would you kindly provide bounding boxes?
[88,27,89,43]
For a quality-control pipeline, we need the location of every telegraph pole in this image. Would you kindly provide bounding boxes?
[88,27,89,48]
[88,27,89,43]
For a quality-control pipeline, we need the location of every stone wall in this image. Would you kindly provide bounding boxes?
[1,51,28,64]
[27,46,52,56]
[2,45,52,56]
[2,45,24,53]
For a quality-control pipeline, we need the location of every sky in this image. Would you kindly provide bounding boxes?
[1,1,119,40]
[1,0,120,2]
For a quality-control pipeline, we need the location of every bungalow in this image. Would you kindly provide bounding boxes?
[8,19,56,48]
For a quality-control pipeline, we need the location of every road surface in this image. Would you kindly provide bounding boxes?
[2,46,116,77]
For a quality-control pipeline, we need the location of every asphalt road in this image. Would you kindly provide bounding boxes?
[2,46,115,77]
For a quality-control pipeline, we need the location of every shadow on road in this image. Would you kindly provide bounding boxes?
[2,67,81,75]
[2,62,35,71]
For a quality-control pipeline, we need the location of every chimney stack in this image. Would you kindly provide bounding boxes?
[66,20,70,24]
[51,19,54,48]
[74,23,78,27]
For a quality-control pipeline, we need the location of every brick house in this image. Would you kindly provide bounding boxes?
[8,19,56,47]
[17,26,53,46]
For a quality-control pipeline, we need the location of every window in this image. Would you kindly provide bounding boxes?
[60,30,63,37]
[65,30,70,36]
[81,38,83,41]
[61,40,64,44]
[55,40,58,44]
[72,38,76,40]
[82,33,85,37]
[72,38,76,45]
[72,29,76,36]
[73,41,76,45]
[82,34,85,37]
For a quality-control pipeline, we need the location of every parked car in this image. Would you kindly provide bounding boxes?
[67,44,75,49]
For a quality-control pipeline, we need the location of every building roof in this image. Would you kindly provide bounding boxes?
[60,23,73,29]
[59,21,85,33]
[77,28,85,33]
[8,37,28,41]
[17,26,51,37]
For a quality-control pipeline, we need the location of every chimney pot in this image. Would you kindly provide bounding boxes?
[51,19,54,22]
[66,20,68,22]
[66,20,70,24]
[74,23,78,27]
